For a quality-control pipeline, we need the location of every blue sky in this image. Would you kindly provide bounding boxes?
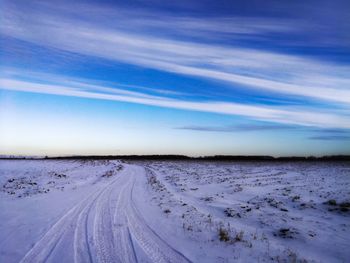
[0,0,349,156]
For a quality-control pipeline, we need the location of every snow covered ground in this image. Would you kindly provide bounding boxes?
[0,160,349,262]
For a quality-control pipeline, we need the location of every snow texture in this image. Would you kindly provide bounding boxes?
[0,160,349,262]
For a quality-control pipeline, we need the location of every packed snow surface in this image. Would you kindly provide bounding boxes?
[0,159,349,262]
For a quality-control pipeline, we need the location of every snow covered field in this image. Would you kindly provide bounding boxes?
[0,160,349,262]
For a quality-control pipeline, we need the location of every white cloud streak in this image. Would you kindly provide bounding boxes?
[1,1,350,104]
[1,77,350,129]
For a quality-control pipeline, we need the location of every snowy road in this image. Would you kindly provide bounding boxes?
[18,164,190,263]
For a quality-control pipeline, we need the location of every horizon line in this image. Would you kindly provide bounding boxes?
[1,154,349,161]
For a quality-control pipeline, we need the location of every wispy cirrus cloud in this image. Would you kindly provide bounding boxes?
[308,128,350,141]
[1,74,350,129]
[178,123,350,141]
[16,1,348,48]
[1,1,350,105]
[176,124,295,133]
[309,135,350,141]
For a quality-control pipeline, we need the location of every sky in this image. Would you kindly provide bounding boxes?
[0,0,350,157]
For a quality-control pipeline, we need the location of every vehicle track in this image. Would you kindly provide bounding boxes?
[126,168,190,263]
[19,164,190,263]
[19,182,110,263]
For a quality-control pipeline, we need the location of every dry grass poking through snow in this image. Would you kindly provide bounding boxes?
[141,161,350,262]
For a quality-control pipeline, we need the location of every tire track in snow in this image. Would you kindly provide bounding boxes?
[73,194,95,263]
[73,183,114,263]
[126,167,191,263]
[92,179,123,263]
[20,175,121,263]
[19,185,104,263]
[112,176,138,263]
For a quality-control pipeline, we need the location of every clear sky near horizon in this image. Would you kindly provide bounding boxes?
[0,0,350,156]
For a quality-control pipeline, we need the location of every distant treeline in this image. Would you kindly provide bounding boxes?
[3,154,349,161]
